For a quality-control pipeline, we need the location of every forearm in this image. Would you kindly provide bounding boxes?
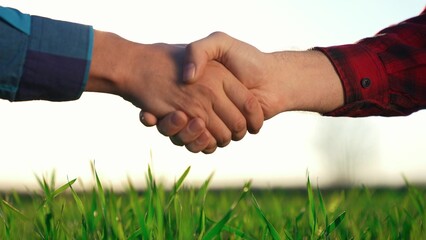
[85,30,129,96]
[269,50,344,114]
[85,31,173,109]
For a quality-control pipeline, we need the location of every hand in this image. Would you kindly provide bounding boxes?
[140,31,283,145]
[183,32,344,115]
[136,55,263,153]
[184,32,285,119]
[86,31,263,153]
[142,32,344,146]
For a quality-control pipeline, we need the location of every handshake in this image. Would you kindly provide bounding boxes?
[86,31,344,153]
[3,7,422,154]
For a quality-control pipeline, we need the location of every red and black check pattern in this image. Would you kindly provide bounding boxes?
[318,7,426,117]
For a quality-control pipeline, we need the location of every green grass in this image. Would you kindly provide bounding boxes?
[0,163,425,239]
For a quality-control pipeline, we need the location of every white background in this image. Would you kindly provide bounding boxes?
[1,0,425,190]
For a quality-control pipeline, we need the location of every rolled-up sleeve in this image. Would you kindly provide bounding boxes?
[316,7,426,117]
[0,6,93,102]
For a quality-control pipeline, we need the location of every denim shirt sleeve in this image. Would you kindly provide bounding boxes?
[0,6,93,101]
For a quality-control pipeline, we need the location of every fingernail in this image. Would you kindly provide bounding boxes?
[183,63,195,82]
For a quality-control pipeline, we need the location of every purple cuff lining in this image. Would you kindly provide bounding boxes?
[16,50,87,101]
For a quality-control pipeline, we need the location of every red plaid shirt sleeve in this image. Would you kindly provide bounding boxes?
[316,7,426,117]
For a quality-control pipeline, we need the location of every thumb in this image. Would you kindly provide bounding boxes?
[139,111,158,127]
[183,32,232,83]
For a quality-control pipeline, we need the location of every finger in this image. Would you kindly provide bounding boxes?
[202,133,218,154]
[223,75,264,134]
[139,111,157,127]
[170,118,206,144]
[169,118,216,149]
[185,130,213,153]
[196,62,248,141]
[184,32,233,83]
[202,146,217,154]
[204,109,232,147]
[209,87,247,142]
[170,135,184,147]
[156,111,189,136]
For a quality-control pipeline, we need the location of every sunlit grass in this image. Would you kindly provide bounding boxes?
[0,163,425,239]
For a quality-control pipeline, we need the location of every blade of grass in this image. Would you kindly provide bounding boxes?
[91,163,106,208]
[306,174,317,239]
[52,178,76,199]
[195,172,214,205]
[319,211,346,238]
[202,182,251,240]
[166,166,191,209]
[251,193,281,240]
[0,207,11,239]
[1,200,29,221]
[284,229,294,240]
[91,161,111,238]
[68,179,85,219]
[107,191,126,240]
[153,184,165,240]
[128,179,150,240]
[403,175,425,216]
[34,174,50,199]
[205,217,257,240]
[148,165,154,189]
[317,182,328,236]
[68,177,88,240]
[196,172,214,240]
[49,170,56,193]
[145,176,155,236]
[127,227,144,240]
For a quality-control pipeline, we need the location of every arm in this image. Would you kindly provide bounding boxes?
[140,33,344,148]
[183,34,344,117]
[185,8,426,117]
[87,32,263,152]
[0,7,263,154]
[147,7,426,144]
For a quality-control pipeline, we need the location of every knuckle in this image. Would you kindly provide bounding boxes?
[210,31,227,39]
[188,118,205,134]
[232,116,247,134]
[244,94,260,114]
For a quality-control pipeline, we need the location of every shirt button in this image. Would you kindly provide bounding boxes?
[361,78,371,88]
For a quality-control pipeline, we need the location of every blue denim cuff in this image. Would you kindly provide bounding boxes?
[15,15,93,101]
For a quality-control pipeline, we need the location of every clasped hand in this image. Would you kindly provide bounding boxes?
[89,31,341,153]
[87,32,270,154]
[139,32,278,153]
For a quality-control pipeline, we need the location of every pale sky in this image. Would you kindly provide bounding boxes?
[1,0,425,190]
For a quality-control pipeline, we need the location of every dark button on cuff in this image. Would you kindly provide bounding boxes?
[361,78,371,88]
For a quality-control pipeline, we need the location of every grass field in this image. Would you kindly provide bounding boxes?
[0,164,425,239]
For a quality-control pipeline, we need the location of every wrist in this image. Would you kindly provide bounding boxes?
[85,30,131,96]
[272,50,344,114]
